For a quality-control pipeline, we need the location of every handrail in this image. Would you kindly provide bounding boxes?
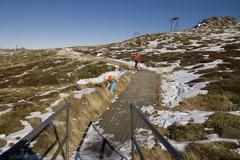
[0,102,71,160]
[131,136,145,160]
[130,103,183,160]
[91,122,127,160]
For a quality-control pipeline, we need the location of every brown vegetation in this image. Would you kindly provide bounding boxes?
[31,72,132,156]
[167,123,206,141]
[184,142,240,160]
[205,113,240,139]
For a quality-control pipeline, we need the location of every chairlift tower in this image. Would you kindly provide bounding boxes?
[170,17,179,32]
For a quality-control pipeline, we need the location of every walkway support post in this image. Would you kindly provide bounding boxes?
[66,104,70,160]
[130,103,183,160]
[130,105,135,159]
[0,103,71,160]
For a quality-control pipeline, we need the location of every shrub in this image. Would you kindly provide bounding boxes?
[167,123,205,141]
[185,142,240,160]
[205,113,240,139]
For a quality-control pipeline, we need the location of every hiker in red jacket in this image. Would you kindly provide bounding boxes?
[132,53,141,70]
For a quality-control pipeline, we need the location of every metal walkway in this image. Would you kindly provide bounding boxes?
[99,71,160,143]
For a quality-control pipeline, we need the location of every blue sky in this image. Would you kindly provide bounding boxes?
[0,0,239,49]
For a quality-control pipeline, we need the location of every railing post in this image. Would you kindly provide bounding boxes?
[99,139,107,159]
[131,104,183,160]
[130,104,134,160]
[1,103,71,160]
[132,137,145,160]
[66,106,70,160]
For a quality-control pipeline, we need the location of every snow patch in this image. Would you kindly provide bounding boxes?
[37,90,57,97]
[185,59,223,71]
[12,71,28,78]
[0,79,9,84]
[74,124,127,160]
[165,133,239,152]
[209,32,236,40]
[111,96,119,103]
[64,48,83,55]
[189,40,202,47]
[0,121,33,154]
[144,48,186,54]
[77,71,125,85]
[229,111,240,116]
[0,103,14,107]
[149,110,214,128]
[0,108,12,116]
[135,128,155,149]
[162,59,223,108]
[166,140,189,152]
[73,88,96,99]
[141,105,155,114]
[117,141,131,160]
[26,93,69,122]
[232,148,240,155]
[205,134,239,144]
[193,45,224,52]
[148,40,160,48]
[111,58,180,76]
[161,70,208,108]
[140,60,181,75]
[42,67,54,72]
[218,69,234,73]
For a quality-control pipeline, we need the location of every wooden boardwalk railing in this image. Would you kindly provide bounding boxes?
[0,102,71,160]
[130,103,183,160]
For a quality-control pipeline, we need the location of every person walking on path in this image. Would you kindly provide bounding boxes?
[132,52,141,71]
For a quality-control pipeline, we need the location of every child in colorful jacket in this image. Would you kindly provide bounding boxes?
[107,75,118,92]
